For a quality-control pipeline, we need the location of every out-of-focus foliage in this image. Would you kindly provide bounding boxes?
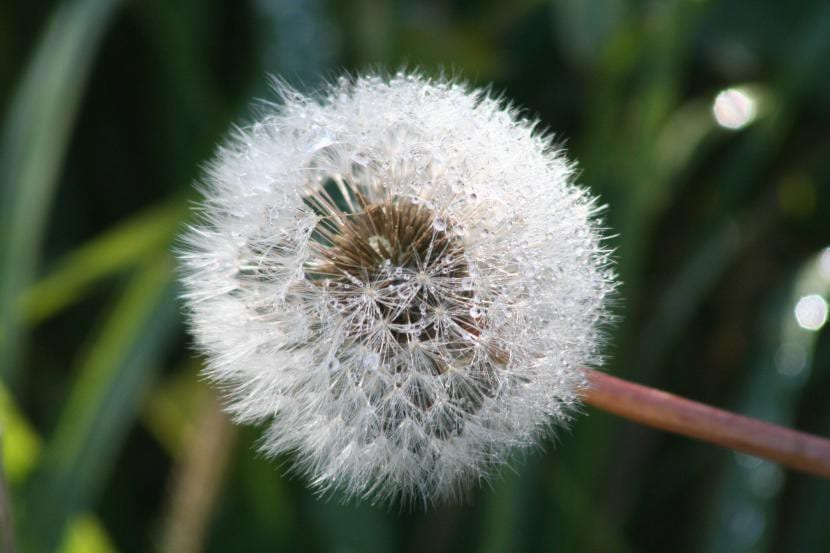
[1,0,829,551]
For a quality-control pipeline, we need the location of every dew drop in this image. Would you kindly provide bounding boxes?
[360,351,380,371]
[352,151,370,166]
[470,306,483,318]
[308,131,335,152]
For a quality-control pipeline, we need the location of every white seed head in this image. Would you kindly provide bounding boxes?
[178,71,616,506]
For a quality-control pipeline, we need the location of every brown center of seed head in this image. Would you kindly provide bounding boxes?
[306,198,459,279]
[303,187,481,348]
[301,181,510,429]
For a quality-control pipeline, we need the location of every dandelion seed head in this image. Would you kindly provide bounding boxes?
[179,71,617,506]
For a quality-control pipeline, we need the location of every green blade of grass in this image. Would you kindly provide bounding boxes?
[21,199,186,325]
[19,254,177,553]
[1,383,122,553]
[0,384,41,485]
[0,0,125,381]
[59,515,118,553]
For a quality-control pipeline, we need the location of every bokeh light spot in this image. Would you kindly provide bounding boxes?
[774,342,807,376]
[713,87,758,130]
[794,294,828,331]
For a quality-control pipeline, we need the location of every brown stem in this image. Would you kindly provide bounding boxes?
[582,369,830,479]
[160,390,236,553]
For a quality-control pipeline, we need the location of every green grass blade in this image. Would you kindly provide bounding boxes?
[20,254,177,553]
[0,0,126,380]
[21,199,186,324]
[1,384,123,553]
[0,384,41,484]
[59,515,118,553]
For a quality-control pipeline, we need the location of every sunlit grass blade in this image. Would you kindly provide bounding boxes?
[0,0,126,381]
[20,254,177,553]
[0,384,41,484]
[59,515,118,553]
[1,382,121,553]
[21,199,186,325]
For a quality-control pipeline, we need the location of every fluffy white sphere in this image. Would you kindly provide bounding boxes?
[179,72,615,505]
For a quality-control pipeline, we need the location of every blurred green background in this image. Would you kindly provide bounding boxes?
[2,0,830,551]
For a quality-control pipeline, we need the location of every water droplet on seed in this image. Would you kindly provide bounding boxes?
[361,352,380,371]
[308,132,334,152]
[352,151,370,166]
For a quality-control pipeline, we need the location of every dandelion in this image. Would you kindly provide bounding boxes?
[178,71,616,505]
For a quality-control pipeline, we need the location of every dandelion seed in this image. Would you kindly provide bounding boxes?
[178,71,616,506]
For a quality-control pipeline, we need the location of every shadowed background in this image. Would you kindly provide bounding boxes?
[1,0,829,552]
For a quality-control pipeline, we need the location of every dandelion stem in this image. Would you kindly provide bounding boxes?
[583,369,830,479]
